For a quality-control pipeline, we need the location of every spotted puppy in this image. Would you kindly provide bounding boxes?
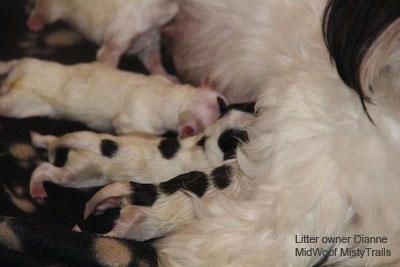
[0,58,227,137]
[29,108,255,199]
[82,163,235,241]
[27,0,178,81]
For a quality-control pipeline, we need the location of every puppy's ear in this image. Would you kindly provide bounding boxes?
[178,111,203,138]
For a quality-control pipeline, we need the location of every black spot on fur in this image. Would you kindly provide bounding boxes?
[211,165,233,190]
[228,102,256,114]
[220,102,256,117]
[196,136,208,149]
[159,171,209,197]
[100,139,118,158]
[160,131,178,139]
[217,97,228,114]
[158,138,180,159]
[218,128,249,160]
[129,183,159,206]
[54,147,69,167]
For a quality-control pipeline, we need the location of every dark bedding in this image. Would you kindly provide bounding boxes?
[0,1,173,265]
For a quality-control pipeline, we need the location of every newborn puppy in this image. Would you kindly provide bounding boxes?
[82,163,235,241]
[0,58,227,137]
[27,0,178,81]
[29,108,254,199]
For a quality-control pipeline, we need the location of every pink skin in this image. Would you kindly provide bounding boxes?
[180,124,196,139]
[27,14,45,32]
[29,162,56,198]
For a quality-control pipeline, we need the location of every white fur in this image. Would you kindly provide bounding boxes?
[0,58,226,137]
[27,0,178,80]
[138,0,400,266]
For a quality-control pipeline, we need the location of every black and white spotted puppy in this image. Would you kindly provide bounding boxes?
[82,163,235,241]
[0,58,227,137]
[29,107,255,199]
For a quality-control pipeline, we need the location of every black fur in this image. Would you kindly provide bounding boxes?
[159,171,209,197]
[160,131,178,139]
[129,183,159,206]
[220,102,256,117]
[211,165,233,190]
[100,139,119,158]
[218,128,249,160]
[196,136,208,149]
[53,147,69,167]
[158,138,180,159]
[217,96,228,114]
[323,0,400,122]
[80,208,121,234]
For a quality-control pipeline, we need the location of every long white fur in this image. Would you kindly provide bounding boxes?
[138,0,400,266]
[0,58,226,137]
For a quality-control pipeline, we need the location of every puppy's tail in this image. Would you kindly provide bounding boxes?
[0,216,158,266]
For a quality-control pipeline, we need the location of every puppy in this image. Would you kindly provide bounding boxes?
[0,58,227,137]
[29,108,254,198]
[27,0,179,81]
[82,162,236,241]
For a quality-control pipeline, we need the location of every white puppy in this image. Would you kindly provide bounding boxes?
[28,108,254,198]
[0,58,227,137]
[27,0,178,81]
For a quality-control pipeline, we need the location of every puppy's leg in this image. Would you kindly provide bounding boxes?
[29,162,61,198]
[138,40,179,83]
[0,91,52,118]
[96,41,125,67]
[30,131,57,149]
[97,30,138,66]
[30,150,105,198]
[0,71,54,117]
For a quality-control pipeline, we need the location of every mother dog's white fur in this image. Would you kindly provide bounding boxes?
[148,0,400,266]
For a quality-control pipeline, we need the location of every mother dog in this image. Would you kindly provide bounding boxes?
[1,0,400,266]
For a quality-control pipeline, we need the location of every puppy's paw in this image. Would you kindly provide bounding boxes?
[29,183,48,199]
[30,131,56,148]
[29,162,56,199]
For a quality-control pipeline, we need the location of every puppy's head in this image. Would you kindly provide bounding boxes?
[323,0,400,121]
[178,87,228,138]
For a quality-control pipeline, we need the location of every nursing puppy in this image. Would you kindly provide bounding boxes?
[82,162,235,241]
[27,0,178,81]
[29,108,254,198]
[0,58,227,137]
